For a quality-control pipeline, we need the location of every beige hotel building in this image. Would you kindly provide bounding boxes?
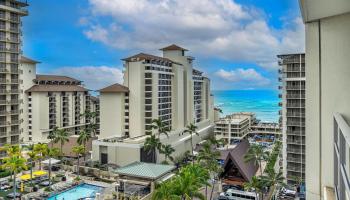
[92,45,215,166]
[19,57,99,143]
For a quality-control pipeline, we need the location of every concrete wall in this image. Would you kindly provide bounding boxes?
[305,12,350,200]
[100,93,125,138]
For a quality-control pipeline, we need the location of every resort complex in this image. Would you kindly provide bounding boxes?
[0,0,348,200]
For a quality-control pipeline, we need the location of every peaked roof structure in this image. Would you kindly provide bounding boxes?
[220,140,258,182]
[21,56,40,64]
[114,162,175,180]
[159,44,188,51]
[99,83,129,93]
[35,74,80,83]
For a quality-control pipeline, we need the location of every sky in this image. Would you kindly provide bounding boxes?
[22,0,304,91]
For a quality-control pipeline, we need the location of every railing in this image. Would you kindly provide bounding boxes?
[334,113,350,200]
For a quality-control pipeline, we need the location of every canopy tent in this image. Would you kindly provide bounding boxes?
[41,158,60,165]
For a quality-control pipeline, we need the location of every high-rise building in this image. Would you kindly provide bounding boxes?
[278,53,305,184]
[0,0,28,149]
[92,45,215,166]
[19,57,99,143]
[299,0,350,199]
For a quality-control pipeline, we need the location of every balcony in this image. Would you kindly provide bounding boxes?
[286,121,305,127]
[286,85,305,90]
[286,112,305,118]
[287,139,305,145]
[9,110,19,115]
[287,157,306,163]
[287,147,304,154]
[286,94,305,99]
[11,79,19,84]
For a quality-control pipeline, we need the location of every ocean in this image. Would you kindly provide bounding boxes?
[212,90,279,122]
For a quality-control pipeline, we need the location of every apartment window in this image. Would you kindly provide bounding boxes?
[28,109,31,113]
[145,73,152,78]
[29,131,32,135]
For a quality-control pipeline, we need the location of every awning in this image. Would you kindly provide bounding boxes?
[41,158,61,165]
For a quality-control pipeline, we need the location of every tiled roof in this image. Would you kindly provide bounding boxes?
[122,53,174,63]
[99,83,129,93]
[35,75,80,82]
[160,44,188,51]
[221,140,258,182]
[21,56,40,64]
[114,162,175,180]
[26,85,88,92]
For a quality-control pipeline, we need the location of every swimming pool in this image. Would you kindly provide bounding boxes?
[47,183,104,200]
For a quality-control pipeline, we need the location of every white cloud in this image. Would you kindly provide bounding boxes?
[81,0,304,70]
[52,66,123,90]
[215,68,270,86]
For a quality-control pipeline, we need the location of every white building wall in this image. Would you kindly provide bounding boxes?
[305,12,350,199]
[100,93,125,138]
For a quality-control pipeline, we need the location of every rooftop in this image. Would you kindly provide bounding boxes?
[26,85,88,92]
[99,83,129,93]
[159,44,188,51]
[122,53,181,65]
[20,56,40,64]
[114,162,175,180]
[35,75,81,83]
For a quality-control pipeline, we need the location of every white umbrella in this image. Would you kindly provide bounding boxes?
[41,158,61,165]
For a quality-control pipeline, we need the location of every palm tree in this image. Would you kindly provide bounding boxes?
[27,149,37,186]
[160,144,175,163]
[182,123,198,163]
[261,168,286,198]
[47,147,60,186]
[81,111,98,136]
[2,155,27,198]
[48,127,58,148]
[1,144,21,156]
[197,141,221,200]
[72,145,85,178]
[152,118,169,138]
[77,130,91,161]
[244,176,263,200]
[151,180,181,200]
[244,144,269,175]
[34,143,48,170]
[175,164,209,200]
[144,135,161,163]
[53,128,69,157]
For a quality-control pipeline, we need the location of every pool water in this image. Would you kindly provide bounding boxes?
[47,184,104,200]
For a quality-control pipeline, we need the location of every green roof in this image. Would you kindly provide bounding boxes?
[114,162,176,180]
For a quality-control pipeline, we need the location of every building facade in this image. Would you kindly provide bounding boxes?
[0,0,28,148]
[19,58,98,143]
[278,53,306,184]
[299,0,350,199]
[92,45,215,166]
[215,113,252,144]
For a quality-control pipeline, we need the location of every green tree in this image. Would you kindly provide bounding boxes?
[81,111,98,136]
[182,123,198,164]
[77,130,91,161]
[261,168,286,197]
[1,144,21,156]
[244,176,263,200]
[72,145,85,178]
[34,143,48,170]
[48,127,58,148]
[244,144,269,175]
[152,118,169,138]
[47,147,60,186]
[53,128,69,157]
[160,144,175,163]
[152,181,181,200]
[2,155,27,198]
[197,141,221,200]
[27,149,37,185]
[144,135,161,163]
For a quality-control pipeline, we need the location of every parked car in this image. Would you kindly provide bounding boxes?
[280,187,296,197]
[220,189,258,200]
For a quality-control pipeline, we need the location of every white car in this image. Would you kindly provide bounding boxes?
[281,187,297,196]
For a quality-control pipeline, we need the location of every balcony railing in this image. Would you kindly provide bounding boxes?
[334,113,350,200]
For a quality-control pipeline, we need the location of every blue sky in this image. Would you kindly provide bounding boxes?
[22,0,304,90]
